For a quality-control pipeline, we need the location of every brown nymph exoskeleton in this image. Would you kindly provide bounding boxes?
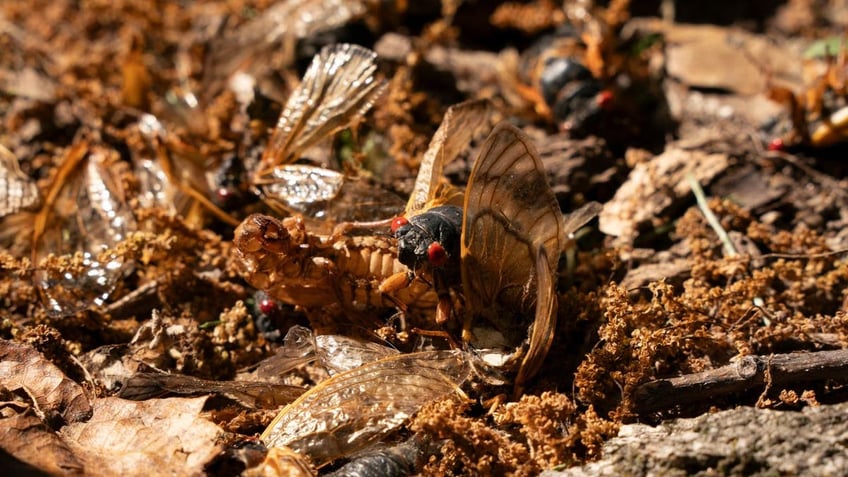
[233,213,437,336]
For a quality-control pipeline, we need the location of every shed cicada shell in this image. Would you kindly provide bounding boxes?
[389,122,600,389]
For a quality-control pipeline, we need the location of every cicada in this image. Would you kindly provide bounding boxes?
[767,40,848,150]
[388,123,600,390]
[234,99,495,336]
[499,0,666,149]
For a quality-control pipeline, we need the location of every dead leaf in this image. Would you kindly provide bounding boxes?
[60,396,223,477]
[0,406,85,476]
[0,339,92,426]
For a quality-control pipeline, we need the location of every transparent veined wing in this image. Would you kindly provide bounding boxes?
[254,44,387,183]
[460,123,564,377]
[32,142,137,317]
[0,144,39,218]
[261,350,469,468]
[404,99,496,216]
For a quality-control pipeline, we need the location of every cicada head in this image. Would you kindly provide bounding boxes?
[392,205,463,274]
[234,214,306,256]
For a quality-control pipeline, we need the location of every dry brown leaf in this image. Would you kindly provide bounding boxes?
[60,396,223,477]
[0,407,85,476]
[0,339,92,426]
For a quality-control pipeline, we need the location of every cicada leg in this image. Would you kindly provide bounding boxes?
[409,327,460,349]
[433,271,454,325]
[378,271,412,295]
[379,271,416,338]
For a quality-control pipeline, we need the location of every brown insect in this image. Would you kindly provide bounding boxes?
[233,99,494,336]
[254,122,601,469]
[387,123,601,390]
[767,44,848,150]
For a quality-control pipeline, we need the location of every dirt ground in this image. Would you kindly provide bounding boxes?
[2,0,848,475]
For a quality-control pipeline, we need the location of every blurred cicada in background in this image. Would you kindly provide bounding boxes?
[766,38,848,151]
[498,0,669,151]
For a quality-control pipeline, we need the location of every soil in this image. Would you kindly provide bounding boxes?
[1,0,847,476]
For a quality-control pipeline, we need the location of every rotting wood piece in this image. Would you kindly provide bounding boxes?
[633,349,848,414]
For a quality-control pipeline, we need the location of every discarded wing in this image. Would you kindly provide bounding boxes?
[251,43,394,223]
[203,0,372,100]
[118,372,304,409]
[313,333,400,375]
[134,113,235,227]
[254,326,399,380]
[261,350,469,468]
[0,144,39,218]
[32,142,137,317]
[260,164,405,223]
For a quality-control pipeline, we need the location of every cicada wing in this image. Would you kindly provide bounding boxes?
[33,144,137,317]
[514,247,557,391]
[260,164,346,212]
[405,99,496,216]
[260,164,405,232]
[203,0,369,101]
[460,123,564,370]
[255,44,387,180]
[0,144,39,218]
[260,350,469,467]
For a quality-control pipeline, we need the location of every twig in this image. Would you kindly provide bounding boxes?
[632,349,848,414]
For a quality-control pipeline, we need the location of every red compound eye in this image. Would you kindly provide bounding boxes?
[768,137,785,152]
[427,242,448,267]
[597,89,614,109]
[391,216,409,233]
[258,298,278,315]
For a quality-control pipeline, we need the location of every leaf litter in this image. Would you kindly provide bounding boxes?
[2,0,848,475]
